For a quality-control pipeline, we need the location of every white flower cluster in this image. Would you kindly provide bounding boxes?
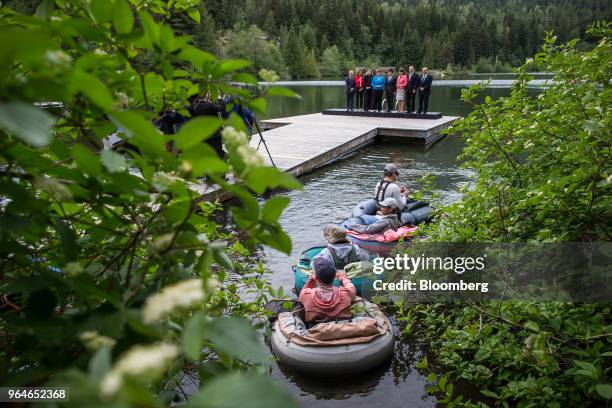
[152,172,181,192]
[35,176,73,202]
[142,278,206,323]
[221,127,265,169]
[236,145,265,167]
[221,126,249,148]
[45,50,72,69]
[100,342,179,396]
[79,331,116,351]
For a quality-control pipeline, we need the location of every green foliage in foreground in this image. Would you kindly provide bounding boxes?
[0,0,301,406]
[399,24,611,407]
[436,25,611,243]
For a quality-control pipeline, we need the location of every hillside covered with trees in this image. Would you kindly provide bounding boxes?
[196,0,610,78]
[7,0,610,78]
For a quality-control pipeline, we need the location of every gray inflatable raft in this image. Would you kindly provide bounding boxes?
[271,300,394,376]
[351,198,432,226]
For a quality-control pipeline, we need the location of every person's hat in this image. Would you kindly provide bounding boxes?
[324,224,348,244]
[312,256,337,285]
[383,163,399,175]
[378,197,399,209]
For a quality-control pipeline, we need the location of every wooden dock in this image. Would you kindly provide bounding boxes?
[194,111,458,201]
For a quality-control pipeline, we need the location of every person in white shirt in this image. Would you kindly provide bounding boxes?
[374,163,409,211]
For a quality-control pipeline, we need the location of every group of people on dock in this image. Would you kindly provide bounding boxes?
[344,66,433,114]
[299,164,410,324]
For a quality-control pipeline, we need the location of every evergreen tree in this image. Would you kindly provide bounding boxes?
[264,10,277,35]
[320,34,330,51]
[304,49,321,78]
[194,6,218,54]
[282,28,308,78]
[400,29,424,68]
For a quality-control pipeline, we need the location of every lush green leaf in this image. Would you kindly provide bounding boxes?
[596,384,612,400]
[188,372,297,408]
[183,312,207,361]
[245,167,302,194]
[175,117,223,150]
[261,196,290,224]
[72,144,102,177]
[100,150,125,173]
[70,70,113,110]
[109,111,169,158]
[90,0,114,23]
[265,87,301,99]
[215,59,253,75]
[0,102,54,147]
[112,0,134,34]
[206,318,270,365]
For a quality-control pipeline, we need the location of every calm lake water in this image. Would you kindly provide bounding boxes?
[247,80,540,407]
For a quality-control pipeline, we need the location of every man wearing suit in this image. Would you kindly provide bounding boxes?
[417,67,433,114]
[384,69,397,112]
[406,65,419,113]
[345,70,356,111]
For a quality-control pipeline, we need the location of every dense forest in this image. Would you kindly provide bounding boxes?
[195,0,610,77]
[6,0,611,78]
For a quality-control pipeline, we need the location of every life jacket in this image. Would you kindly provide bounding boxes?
[375,179,392,202]
[328,244,359,269]
[375,179,402,215]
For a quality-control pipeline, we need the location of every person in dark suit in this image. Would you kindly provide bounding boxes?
[384,69,397,112]
[406,65,419,113]
[363,69,373,111]
[345,70,356,111]
[417,67,433,114]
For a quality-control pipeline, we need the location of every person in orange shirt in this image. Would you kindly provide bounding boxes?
[299,257,356,325]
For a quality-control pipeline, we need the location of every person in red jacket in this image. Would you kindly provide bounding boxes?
[299,256,356,325]
[396,67,408,113]
[355,69,365,110]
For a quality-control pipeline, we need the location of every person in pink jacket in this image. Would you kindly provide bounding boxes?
[395,67,408,113]
[299,257,356,325]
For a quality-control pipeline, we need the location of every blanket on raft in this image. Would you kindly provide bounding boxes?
[276,298,389,346]
[346,225,418,242]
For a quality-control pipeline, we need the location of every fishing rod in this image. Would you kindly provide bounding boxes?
[254,120,276,167]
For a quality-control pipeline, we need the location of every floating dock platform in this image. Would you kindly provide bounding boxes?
[195,111,458,201]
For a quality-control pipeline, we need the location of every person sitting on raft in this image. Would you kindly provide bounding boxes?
[311,225,369,270]
[299,257,356,324]
[347,198,402,234]
[375,163,409,211]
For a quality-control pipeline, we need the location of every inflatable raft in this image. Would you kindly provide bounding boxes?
[351,198,432,225]
[292,246,376,296]
[271,298,394,376]
[339,216,418,255]
[339,199,431,254]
